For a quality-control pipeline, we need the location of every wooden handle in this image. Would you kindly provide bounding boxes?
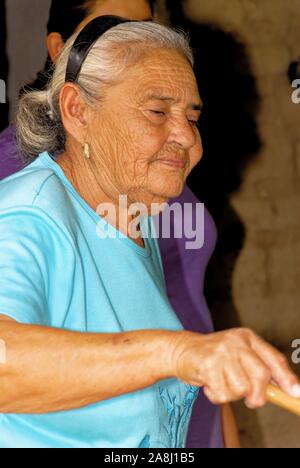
[266,384,300,417]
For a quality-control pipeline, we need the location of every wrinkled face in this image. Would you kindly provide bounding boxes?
[78,0,153,30]
[88,48,203,208]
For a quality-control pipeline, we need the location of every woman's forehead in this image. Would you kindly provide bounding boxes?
[135,86,202,109]
[126,54,200,105]
[127,49,195,78]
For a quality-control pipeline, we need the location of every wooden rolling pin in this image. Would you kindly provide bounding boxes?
[266,384,300,417]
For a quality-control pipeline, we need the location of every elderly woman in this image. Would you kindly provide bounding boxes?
[0,16,298,449]
[0,0,225,449]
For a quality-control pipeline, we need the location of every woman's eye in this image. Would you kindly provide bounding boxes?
[150,110,166,116]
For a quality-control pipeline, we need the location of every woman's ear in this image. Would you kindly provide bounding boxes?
[47,32,65,64]
[60,84,89,143]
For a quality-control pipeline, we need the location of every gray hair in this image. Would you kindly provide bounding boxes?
[16,21,194,163]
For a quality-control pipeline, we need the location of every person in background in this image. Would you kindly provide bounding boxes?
[0,0,236,448]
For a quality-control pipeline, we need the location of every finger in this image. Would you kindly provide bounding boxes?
[250,335,300,398]
[224,359,252,402]
[240,351,271,408]
[203,368,233,405]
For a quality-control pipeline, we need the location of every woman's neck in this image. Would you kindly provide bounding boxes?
[57,151,145,248]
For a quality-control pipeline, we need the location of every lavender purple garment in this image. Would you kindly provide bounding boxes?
[0,125,24,179]
[0,124,223,448]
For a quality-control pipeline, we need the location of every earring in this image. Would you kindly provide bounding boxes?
[83,142,90,160]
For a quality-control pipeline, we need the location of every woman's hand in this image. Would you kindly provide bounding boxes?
[170,328,300,408]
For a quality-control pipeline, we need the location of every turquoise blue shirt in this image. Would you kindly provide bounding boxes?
[0,152,198,448]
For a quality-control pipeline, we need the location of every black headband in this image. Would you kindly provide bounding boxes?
[65,15,137,83]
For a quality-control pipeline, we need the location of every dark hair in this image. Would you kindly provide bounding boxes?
[22,0,156,93]
[148,0,156,15]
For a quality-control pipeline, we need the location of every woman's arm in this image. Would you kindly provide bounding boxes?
[0,317,175,414]
[0,318,299,415]
[221,404,240,449]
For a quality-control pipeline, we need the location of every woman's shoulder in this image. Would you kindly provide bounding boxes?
[0,158,57,211]
[0,157,76,245]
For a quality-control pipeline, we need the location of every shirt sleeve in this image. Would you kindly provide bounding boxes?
[0,208,54,325]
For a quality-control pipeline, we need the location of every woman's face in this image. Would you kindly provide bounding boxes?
[88,48,203,208]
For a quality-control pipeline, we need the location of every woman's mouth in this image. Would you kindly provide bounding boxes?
[155,158,186,169]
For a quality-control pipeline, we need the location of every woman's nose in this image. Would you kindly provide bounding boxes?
[167,118,198,150]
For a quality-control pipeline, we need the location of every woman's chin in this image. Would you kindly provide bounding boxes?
[154,181,185,201]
